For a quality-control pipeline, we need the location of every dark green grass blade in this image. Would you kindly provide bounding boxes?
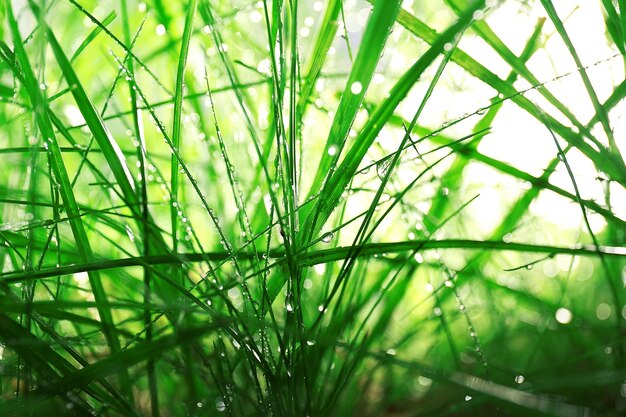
[600,0,625,53]
[0,313,137,416]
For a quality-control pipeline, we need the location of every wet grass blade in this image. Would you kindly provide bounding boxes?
[299,0,485,246]
[5,1,125,380]
[540,0,623,161]
[306,0,403,198]
[170,0,198,255]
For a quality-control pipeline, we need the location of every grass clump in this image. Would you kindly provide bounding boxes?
[0,0,624,416]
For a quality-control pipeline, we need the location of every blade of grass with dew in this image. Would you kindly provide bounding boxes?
[170,0,197,257]
[297,0,340,117]
[4,2,127,389]
[385,114,626,228]
[424,16,544,231]
[3,237,623,288]
[67,0,172,95]
[445,0,602,146]
[540,0,623,162]
[198,1,295,281]
[391,4,626,187]
[306,0,403,199]
[119,1,159,414]
[162,6,207,404]
[298,0,485,249]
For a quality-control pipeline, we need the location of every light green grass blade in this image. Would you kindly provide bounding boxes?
[540,0,623,162]
[297,0,341,116]
[299,0,485,247]
[170,0,198,255]
[5,1,124,369]
[394,5,626,186]
[69,10,116,63]
[306,0,403,198]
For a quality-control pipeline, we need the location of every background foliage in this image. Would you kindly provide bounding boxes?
[0,0,625,415]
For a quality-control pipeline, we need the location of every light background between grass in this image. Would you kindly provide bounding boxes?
[0,0,624,416]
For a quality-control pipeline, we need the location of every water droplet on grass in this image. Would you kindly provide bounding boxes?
[376,159,392,180]
[555,307,572,324]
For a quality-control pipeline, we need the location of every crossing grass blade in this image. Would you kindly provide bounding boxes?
[4,1,126,387]
[306,0,403,198]
[299,0,486,246]
[540,0,623,161]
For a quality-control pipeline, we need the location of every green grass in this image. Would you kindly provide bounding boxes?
[0,0,625,416]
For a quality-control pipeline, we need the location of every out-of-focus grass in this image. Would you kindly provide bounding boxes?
[0,0,624,416]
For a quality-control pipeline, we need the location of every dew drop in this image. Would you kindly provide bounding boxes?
[350,81,363,94]
[555,307,572,324]
[321,232,333,243]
